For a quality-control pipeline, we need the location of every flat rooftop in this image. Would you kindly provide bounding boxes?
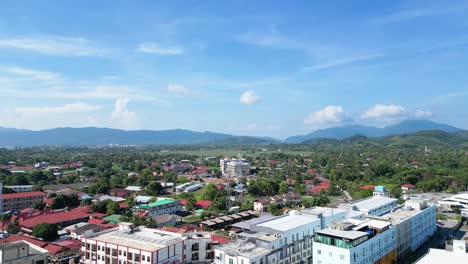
[316,228,367,240]
[255,214,318,232]
[231,215,278,230]
[216,240,270,258]
[90,227,184,251]
[302,206,346,217]
[352,197,397,211]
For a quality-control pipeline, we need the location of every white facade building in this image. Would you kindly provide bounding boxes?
[4,185,34,193]
[134,198,183,217]
[214,211,320,264]
[438,193,468,209]
[0,241,49,264]
[226,161,250,177]
[313,219,397,264]
[81,223,185,264]
[339,196,398,216]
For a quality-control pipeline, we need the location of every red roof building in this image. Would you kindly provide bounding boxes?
[401,184,416,190]
[180,199,212,209]
[20,207,90,230]
[2,191,47,213]
[359,185,375,190]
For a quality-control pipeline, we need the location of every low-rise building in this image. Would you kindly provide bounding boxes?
[81,223,185,264]
[373,185,390,198]
[0,240,49,264]
[415,240,467,264]
[4,185,34,193]
[134,198,182,217]
[253,193,301,212]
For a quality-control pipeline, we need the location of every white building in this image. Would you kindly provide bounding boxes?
[416,240,467,264]
[214,211,320,264]
[134,198,183,217]
[383,199,437,256]
[372,186,390,198]
[0,240,49,264]
[312,219,397,264]
[339,196,398,216]
[438,193,468,209]
[81,223,185,264]
[301,207,347,229]
[226,161,250,177]
[220,158,249,176]
[4,185,34,193]
[157,228,214,263]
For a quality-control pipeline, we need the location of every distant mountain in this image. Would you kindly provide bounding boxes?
[285,120,460,143]
[0,127,242,147]
[303,130,468,149]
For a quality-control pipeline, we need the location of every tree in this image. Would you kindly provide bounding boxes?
[51,194,80,209]
[7,220,20,234]
[145,181,163,196]
[185,195,197,211]
[32,223,59,241]
[107,202,120,215]
[279,181,289,194]
[203,183,218,201]
[91,200,111,214]
[32,201,46,210]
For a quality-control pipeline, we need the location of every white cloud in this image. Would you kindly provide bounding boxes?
[15,102,101,115]
[302,54,384,72]
[414,109,433,118]
[304,105,348,125]
[137,42,183,55]
[0,66,61,80]
[111,98,138,129]
[240,90,260,105]
[361,104,406,119]
[167,84,193,96]
[0,36,104,56]
[247,123,257,130]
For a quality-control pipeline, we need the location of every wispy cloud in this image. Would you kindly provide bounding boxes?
[0,66,61,80]
[15,102,101,115]
[361,104,406,120]
[137,42,183,55]
[167,84,195,96]
[0,35,105,56]
[302,54,384,72]
[371,3,467,25]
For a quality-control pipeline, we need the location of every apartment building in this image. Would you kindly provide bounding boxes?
[220,158,249,176]
[134,198,183,217]
[81,223,185,264]
[214,211,321,264]
[383,199,437,258]
[0,240,49,264]
[312,219,397,264]
[1,191,47,213]
[4,185,34,193]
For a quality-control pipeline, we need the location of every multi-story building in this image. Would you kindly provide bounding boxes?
[4,185,34,193]
[313,219,397,264]
[1,191,47,213]
[157,226,214,263]
[134,198,183,217]
[382,199,437,258]
[339,196,398,216]
[226,160,250,177]
[81,223,185,264]
[214,211,321,264]
[0,240,49,264]
[415,240,467,263]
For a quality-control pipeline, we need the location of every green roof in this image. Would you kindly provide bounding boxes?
[194,209,205,213]
[103,214,123,223]
[136,198,176,209]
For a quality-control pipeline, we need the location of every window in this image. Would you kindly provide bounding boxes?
[142,255,146,261]
[317,250,321,254]
[229,259,234,264]
[329,252,332,257]
[340,255,344,260]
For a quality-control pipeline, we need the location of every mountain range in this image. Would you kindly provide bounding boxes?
[0,119,464,147]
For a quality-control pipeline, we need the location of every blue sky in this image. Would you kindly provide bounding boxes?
[0,0,467,138]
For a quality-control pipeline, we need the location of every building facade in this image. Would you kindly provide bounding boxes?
[0,241,49,264]
[135,198,183,217]
[313,220,397,264]
[225,161,250,177]
[81,223,185,264]
[1,191,47,213]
